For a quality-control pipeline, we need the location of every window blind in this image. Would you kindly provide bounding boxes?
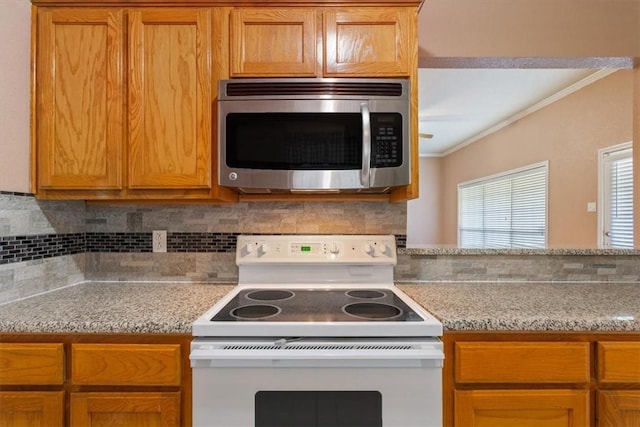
[607,154,634,249]
[458,163,547,248]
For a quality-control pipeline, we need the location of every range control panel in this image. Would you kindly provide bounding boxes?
[236,235,397,265]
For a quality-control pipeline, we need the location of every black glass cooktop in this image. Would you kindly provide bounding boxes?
[209,288,424,322]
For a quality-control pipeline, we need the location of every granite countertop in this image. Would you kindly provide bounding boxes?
[398,282,640,332]
[0,281,638,334]
[398,247,640,256]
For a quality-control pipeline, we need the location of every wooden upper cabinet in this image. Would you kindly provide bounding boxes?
[324,8,413,77]
[128,9,212,190]
[230,8,317,77]
[36,8,124,190]
[228,7,414,78]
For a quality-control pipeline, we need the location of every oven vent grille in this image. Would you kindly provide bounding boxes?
[223,81,404,97]
[222,345,415,351]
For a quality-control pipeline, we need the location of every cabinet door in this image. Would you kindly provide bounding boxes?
[128,9,211,190]
[71,343,181,386]
[597,342,640,383]
[70,392,180,427]
[324,8,414,76]
[598,391,640,427]
[0,392,64,427]
[36,8,124,190]
[0,343,64,385]
[230,8,317,77]
[455,390,590,427]
[455,342,591,384]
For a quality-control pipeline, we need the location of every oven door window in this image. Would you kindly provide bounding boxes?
[255,391,382,427]
[225,113,363,170]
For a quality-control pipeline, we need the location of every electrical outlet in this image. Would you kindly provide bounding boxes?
[153,230,167,253]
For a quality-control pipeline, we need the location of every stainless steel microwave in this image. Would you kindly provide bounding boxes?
[217,78,411,194]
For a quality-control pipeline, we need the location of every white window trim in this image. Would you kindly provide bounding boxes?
[457,161,549,248]
[598,141,633,249]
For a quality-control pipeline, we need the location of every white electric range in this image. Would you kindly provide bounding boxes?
[191,235,443,427]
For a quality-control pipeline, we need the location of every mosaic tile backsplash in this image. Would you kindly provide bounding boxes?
[1,191,638,304]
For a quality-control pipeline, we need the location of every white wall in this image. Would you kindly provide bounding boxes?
[0,0,31,192]
[407,156,443,247]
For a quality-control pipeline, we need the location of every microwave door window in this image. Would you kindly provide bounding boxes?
[226,113,363,170]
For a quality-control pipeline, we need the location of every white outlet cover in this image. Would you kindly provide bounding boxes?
[153,230,167,252]
[587,202,596,212]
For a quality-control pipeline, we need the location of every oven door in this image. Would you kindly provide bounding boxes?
[218,98,410,192]
[191,338,443,427]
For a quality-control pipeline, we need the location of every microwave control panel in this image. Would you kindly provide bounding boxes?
[371,113,403,168]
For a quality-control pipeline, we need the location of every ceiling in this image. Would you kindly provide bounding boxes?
[417,68,605,157]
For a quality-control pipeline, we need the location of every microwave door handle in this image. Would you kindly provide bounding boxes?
[360,103,371,187]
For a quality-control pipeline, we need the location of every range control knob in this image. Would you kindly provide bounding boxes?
[257,243,269,257]
[329,242,340,255]
[378,243,390,256]
[364,242,391,257]
[241,243,254,257]
[364,243,375,256]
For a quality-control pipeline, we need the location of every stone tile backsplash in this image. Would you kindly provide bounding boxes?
[0,193,408,302]
[395,254,640,283]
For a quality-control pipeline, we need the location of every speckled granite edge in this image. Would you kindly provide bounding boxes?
[1,281,639,334]
[397,282,640,333]
[0,281,237,335]
[400,248,640,256]
[437,318,640,332]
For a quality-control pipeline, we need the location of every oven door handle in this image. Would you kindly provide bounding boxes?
[360,102,371,187]
[190,348,443,368]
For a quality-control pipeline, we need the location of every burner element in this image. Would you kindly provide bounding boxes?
[230,305,281,320]
[346,290,386,299]
[343,302,403,320]
[246,290,295,302]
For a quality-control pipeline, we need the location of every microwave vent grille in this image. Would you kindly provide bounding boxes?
[224,81,404,97]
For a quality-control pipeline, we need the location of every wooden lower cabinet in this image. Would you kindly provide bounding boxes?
[444,332,640,427]
[455,389,589,427]
[598,391,640,427]
[0,343,65,426]
[70,392,180,427]
[597,342,640,426]
[0,391,64,427]
[0,334,191,427]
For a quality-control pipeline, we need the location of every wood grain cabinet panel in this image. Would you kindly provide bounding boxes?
[70,392,180,427]
[71,344,181,386]
[230,8,317,77]
[455,389,590,427]
[323,8,413,76]
[128,8,212,190]
[0,343,64,385]
[455,342,590,384]
[597,341,640,383]
[0,391,64,427]
[598,391,640,427]
[36,8,124,191]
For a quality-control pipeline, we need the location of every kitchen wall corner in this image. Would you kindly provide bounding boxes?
[0,192,86,303]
